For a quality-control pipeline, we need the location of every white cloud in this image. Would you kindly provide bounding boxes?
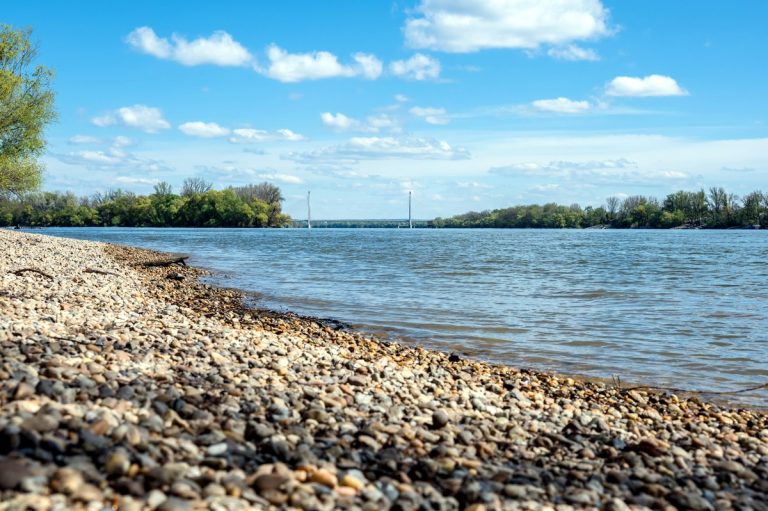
[353,53,384,79]
[126,27,253,66]
[547,45,599,61]
[404,0,613,53]
[389,54,441,80]
[395,94,409,103]
[229,128,305,143]
[367,114,400,132]
[258,45,382,82]
[113,136,133,147]
[179,121,231,138]
[68,135,102,145]
[54,144,170,173]
[531,97,591,114]
[115,176,160,186]
[321,112,359,131]
[491,158,636,176]
[91,114,116,128]
[606,75,688,97]
[255,173,304,184]
[91,105,170,133]
[457,181,491,189]
[530,183,561,192]
[489,158,690,185]
[284,136,469,164]
[320,112,400,133]
[410,106,450,125]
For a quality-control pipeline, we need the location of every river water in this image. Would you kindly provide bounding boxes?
[36,227,768,406]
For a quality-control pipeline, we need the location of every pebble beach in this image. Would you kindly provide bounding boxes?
[0,230,766,511]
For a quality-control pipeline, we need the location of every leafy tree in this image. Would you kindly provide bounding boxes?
[0,25,56,196]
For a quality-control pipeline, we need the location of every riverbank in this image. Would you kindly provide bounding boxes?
[0,230,766,510]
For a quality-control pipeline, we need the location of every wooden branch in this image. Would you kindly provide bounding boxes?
[140,256,189,268]
[84,267,118,276]
[9,268,53,280]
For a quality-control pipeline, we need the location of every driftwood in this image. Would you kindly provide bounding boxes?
[9,268,54,280]
[84,267,118,276]
[140,256,189,268]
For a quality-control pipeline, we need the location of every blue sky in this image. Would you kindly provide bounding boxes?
[5,1,768,219]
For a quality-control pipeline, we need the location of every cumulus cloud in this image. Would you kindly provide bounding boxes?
[531,97,591,114]
[284,136,469,164]
[389,54,441,80]
[404,0,613,53]
[126,27,253,66]
[258,45,382,82]
[410,106,450,124]
[320,112,400,133]
[320,112,358,131]
[68,135,102,145]
[228,128,305,144]
[395,94,409,103]
[178,121,231,138]
[90,105,170,133]
[606,75,688,97]
[547,45,600,61]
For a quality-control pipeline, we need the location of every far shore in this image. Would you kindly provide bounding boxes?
[1,229,766,510]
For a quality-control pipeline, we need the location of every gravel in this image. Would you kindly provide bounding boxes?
[0,229,766,510]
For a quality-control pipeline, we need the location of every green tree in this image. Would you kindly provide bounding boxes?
[0,25,56,196]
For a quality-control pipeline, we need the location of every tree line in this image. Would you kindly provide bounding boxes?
[433,188,768,229]
[0,179,292,228]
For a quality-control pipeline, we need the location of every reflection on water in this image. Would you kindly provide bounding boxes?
[37,227,768,406]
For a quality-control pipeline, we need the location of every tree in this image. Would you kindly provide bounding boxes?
[605,196,620,224]
[181,177,212,196]
[152,181,173,197]
[0,25,56,196]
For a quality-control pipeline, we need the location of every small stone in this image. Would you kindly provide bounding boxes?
[348,375,367,386]
[170,480,199,499]
[604,498,631,511]
[340,473,365,491]
[252,473,290,493]
[105,449,131,476]
[432,410,450,429]
[0,459,30,490]
[146,489,168,509]
[50,467,85,495]
[14,382,35,400]
[74,483,103,502]
[203,483,227,498]
[157,497,192,511]
[207,442,228,456]
[310,469,338,488]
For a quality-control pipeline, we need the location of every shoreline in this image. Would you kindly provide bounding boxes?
[1,230,767,510]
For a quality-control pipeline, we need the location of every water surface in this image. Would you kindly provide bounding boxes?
[36,227,768,406]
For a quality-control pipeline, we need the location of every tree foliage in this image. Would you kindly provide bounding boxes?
[433,188,768,229]
[0,180,291,228]
[0,25,55,196]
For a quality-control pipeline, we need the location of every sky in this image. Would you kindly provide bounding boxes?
[4,0,768,219]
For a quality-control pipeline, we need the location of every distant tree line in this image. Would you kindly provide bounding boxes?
[0,179,292,228]
[433,188,768,229]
